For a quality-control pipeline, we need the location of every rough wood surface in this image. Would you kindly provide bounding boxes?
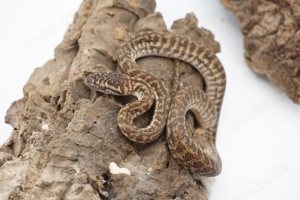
[221,0,300,104]
[1,0,221,199]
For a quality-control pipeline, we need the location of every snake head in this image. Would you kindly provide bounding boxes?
[85,72,128,95]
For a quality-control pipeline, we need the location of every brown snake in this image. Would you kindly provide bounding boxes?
[85,31,226,176]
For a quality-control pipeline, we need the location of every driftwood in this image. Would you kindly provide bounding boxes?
[0,0,222,199]
[221,0,300,104]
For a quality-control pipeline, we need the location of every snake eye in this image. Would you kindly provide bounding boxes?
[99,83,106,90]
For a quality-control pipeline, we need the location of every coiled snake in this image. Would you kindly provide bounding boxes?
[85,31,226,176]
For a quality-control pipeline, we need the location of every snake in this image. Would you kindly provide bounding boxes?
[85,31,226,176]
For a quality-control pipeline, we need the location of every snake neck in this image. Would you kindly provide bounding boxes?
[130,78,154,104]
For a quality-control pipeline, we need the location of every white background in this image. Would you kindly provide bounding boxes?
[0,1,300,199]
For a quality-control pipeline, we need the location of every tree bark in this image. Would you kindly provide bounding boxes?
[221,0,300,104]
[1,0,221,199]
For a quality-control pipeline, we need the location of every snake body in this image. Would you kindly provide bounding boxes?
[85,31,226,176]
[167,87,221,176]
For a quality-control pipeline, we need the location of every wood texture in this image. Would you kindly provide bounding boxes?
[221,0,300,104]
[0,0,222,199]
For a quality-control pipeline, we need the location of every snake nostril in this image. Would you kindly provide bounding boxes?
[85,76,92,84]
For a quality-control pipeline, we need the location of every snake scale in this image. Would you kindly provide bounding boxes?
[85,31,226,176]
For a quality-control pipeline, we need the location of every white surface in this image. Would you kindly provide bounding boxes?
[0,1,299,199]
[109,162,131,175]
